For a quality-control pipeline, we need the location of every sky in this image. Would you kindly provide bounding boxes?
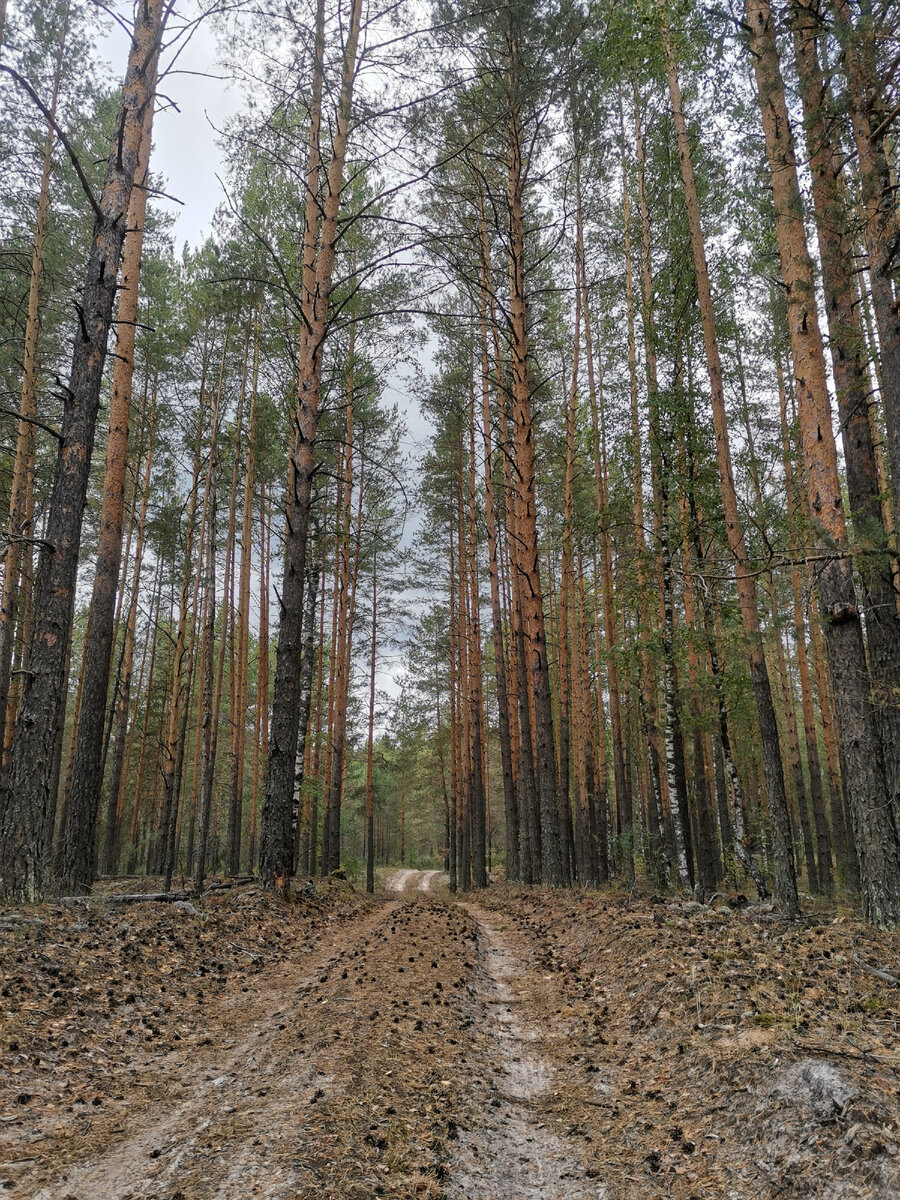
[99,15,242,247]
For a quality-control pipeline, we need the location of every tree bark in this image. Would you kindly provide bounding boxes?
[456,430,472,891]
[448,518,459,893]
[261,0,362,890]
[746,0,900,926]
[365,549,377,894]
[294,554,319,870]
[60,66,159,894]
[476,264,517,883]
[831,0,900,547]
[504,30,563,885]
[194,328,229,892]
[662,17,799,915]
[324,418,364,877]
[0,0,166,902]
[791,0,900,835]
[466,363,488,887]
[678,438,721,894]
[0,5,69,773]
[127,562,163,869]
[100,407,155,876]
[249,483,271,872]
[631,89,672,880]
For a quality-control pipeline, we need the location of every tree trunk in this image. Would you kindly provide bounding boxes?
[505,55,563,886]
[792,0,900,835]
[0,0,166,902]
[746,0,900,925]
[831,0,900,547]
[662,19,798,915]
[60,76,158,894]
[194,330,228,893]
[466,366,488,888]
[0,6,68,772]
[678,433,721,894]
[476,264,517,883]
[250,482,271,872]
[100,411,155,876]
[294,555,319,870]
[589,550,612,881]
[631,89,671,881]
[572,543,599,885]
[127,562,163,870]
[448,519,459,894]
[558,260,582,886]
[221,324,250,876]
[589,171,635,882]
[305,502,324,877]
[456,432,472,891]
[775,335,834,893]
[365,549,377,894]
[657,440,693,891]
[493,311,538,884]
[324,418,363,877]
[261,0,361,891]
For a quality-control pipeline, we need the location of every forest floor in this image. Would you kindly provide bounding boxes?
[2,873,900,1199]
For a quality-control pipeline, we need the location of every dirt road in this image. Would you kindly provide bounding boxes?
[4,883,899,1199]
[7,890,609,1200]
[383,869,446,894]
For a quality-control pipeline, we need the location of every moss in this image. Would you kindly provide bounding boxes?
[751,1011,782,1028]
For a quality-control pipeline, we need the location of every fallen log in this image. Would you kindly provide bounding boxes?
[58,891,193,904]
[57,877,258,905]
[853,954,900,987]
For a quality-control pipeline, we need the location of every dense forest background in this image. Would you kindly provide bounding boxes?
[0,0,899,924]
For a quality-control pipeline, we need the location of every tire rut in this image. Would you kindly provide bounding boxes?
[25,892,610,1200]
[446,904,608,1200]
[50,902,397,1200]
[44,895,483,1200]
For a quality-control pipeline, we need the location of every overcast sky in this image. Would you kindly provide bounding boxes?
[100,14,242,248]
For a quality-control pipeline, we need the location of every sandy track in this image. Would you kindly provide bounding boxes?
[446,905,608,1200]
[48,903,397,1200]
[9,885,899,1199]
[27,894,484,1200]
[383,868,444,894]
[23,889,607,1200]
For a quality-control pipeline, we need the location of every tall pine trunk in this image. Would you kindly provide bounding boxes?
[476,270,517,882]
[261,0,362,890]
[100,408,155,875]
[662,16,799,915]
[365,549,377,894]
[792,0,900,833]
[746,0,900,926]
[61,63,159,894]
[466,366,488,887]
[0,0,166,902]
[504,28,563,885]
[0,5,69,770]
[831,0,900,547]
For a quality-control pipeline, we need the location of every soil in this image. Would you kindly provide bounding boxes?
[2,876,899,1199]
